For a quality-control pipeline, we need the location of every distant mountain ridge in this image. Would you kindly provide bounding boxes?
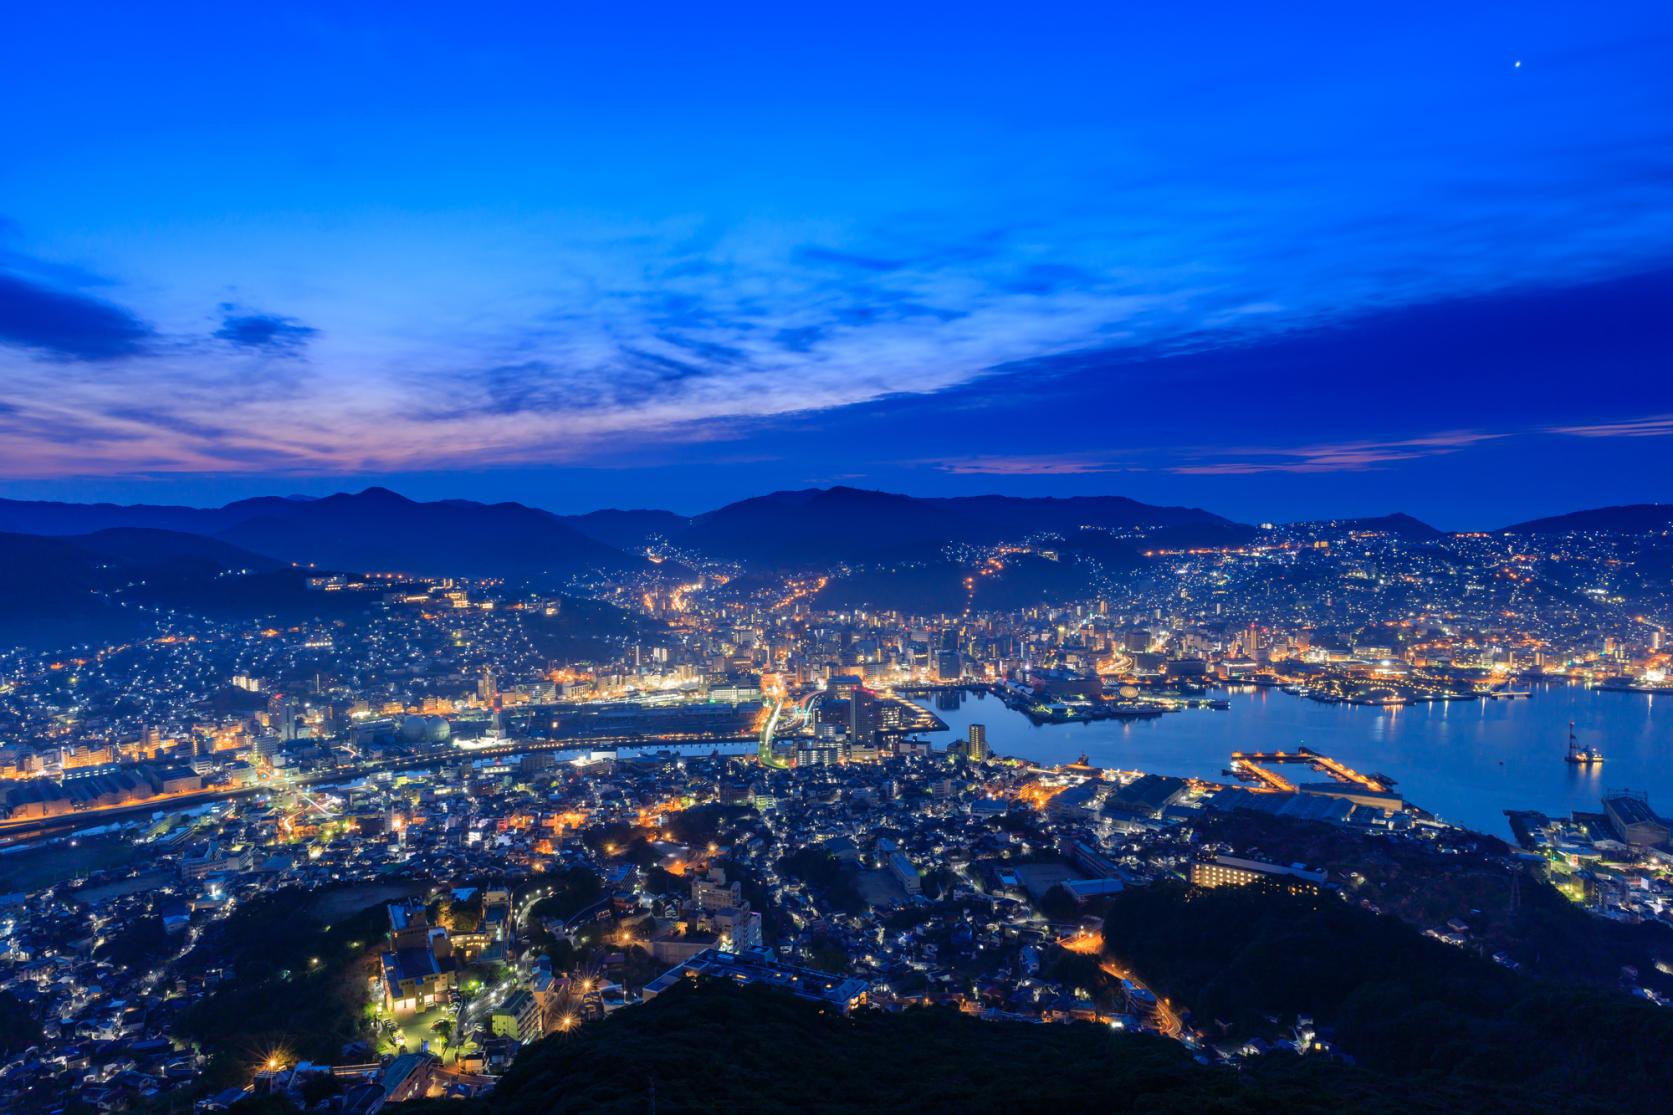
[558,507,694,549]
[1298,512,1444,540]
[1500,504,1673,534]
[2,489,1668,578]
[0,488,643,581]
[0,528,307,648]
[0,485,1243,573]
[675,486,1239,567]
[213,487,640,579]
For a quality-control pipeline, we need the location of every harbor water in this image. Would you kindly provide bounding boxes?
[917,684,1671,837]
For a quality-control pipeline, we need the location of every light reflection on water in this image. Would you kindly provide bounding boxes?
[917,685,1669,837]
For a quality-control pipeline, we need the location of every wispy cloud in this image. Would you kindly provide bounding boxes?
[923,454,1136,476]
[1550,414,1673,438]
[2,98,1671,483]
[1170,431,1502,475]
[0,5,1670,491]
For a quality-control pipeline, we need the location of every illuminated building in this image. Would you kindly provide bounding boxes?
[381,903,459,1016]
[1190,855,1326,895]
[1603,792,1670,849]
[490,990,544,1042]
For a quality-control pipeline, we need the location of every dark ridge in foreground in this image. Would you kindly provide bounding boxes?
[393,979,1547,1115]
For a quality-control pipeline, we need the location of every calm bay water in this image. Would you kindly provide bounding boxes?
[917,685,1672,837]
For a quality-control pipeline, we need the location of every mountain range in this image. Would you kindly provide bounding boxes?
[0,485,1242,576]
[0,487,639,581]
[664,487,1239,567]
[0,488,1668,590]
[0,486,1667,650]
[1499,503,1673,534]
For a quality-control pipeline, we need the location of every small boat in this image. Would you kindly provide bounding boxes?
[1564,721,1603,765]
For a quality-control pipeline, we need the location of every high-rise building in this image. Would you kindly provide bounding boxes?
[849,687,881,745]
[967,723,989,761]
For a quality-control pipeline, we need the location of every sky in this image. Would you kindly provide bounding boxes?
[1,2,1670,528]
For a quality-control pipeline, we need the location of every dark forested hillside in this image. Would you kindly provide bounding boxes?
[1096,881,1673,1106]
[395,978,1566,1115]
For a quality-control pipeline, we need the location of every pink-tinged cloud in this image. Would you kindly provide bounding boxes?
[923,454,1136,476]
[1170,430,1501,475]
[1550,414,1673,439]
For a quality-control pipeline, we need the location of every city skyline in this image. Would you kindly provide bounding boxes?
[3,4,1672,526]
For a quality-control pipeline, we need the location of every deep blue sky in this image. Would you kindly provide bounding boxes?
[1,3,1670,527]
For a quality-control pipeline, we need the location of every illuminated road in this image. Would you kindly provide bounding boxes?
[758,698,791,768]
[1059,931,1182,1039]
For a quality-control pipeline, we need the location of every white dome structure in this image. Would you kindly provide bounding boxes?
[399,714,452,743]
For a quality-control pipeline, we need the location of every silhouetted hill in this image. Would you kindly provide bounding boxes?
[0,530,118,595]
[677,487,970,566]
[66,527,286,570]
[0,529,326,648]
[923,492,1234,534]
[213,488,642,580]
[1356,512,1442,538]
[676,486,1242,567]
[0,494,313,535]
[1298,512,1443,540]
[558,508,693,549]
[0,489,645,581]
[1131,520,1263,549]
[1501,503,1673,534]
[20,488,1673,578]
[413,977,1540,1115]
[1091,880,1673,1109]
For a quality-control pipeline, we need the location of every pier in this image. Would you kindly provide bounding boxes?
[1227,746,1392,794]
